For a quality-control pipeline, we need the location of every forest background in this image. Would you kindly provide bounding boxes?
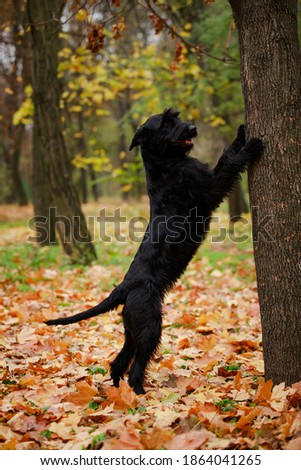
[0,0,301,451]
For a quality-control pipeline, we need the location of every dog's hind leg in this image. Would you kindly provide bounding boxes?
[110,322,135,388]
[124,289,162,394]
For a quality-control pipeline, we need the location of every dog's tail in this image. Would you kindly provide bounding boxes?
[45,284,124,326]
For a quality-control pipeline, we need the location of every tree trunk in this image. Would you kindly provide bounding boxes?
[77,112,88,204]
[89,165,101,201]
[27,0,96,263]
[228,181,248,221]
[9,124,28,206]
[4,19,28,206]
[229,0,301,385]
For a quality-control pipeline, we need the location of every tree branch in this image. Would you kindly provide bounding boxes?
[142,0,234,64]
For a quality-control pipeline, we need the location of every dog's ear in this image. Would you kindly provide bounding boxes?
[163,108,180,119]
[129,125,146,151]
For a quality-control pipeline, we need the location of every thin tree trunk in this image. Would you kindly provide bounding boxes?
[229,0,301,385]
[228,181,248,221]
[89,165,100,201]
[9,124,28,206]
[27,0,96,262]
[5,19,28,206]
[77,111,88,204]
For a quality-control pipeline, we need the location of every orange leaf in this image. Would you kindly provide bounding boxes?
[235,407,262,429]
[105,380,138,409]
[233,370,242,389]
[254,379,273,403]
[178,337,190,349]
[166,430,210,450]
[64,380,97,406]
[198,334,218,351]
[0,438,16,450]
[103,427,143,450]
[181,312,196,327]
[159,356,175,370]
[140,427,173,450]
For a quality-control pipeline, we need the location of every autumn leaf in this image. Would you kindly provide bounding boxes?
[86,24,105,53]
[286,437,301,450]
[235,407,262,429]
[149,14,165,35]
[64,380,98,407]
[165,430,211,450]
[254,380,273,403]
[1,203,300,450]
[103,427,143,450]
[104,380,138,409]
[140,427,173,450]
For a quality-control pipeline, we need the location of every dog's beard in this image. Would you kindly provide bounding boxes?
[170,126,196,150]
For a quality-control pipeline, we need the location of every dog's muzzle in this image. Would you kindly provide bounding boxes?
[172,125,197,147]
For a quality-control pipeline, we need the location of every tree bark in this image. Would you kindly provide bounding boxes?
[229,0,301,385]
[27,0,96,263]
[4,19,28,206]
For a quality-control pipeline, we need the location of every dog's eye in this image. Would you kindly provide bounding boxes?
[162,120,172,128]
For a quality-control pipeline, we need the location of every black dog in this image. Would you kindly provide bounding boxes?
[46,109,263,394]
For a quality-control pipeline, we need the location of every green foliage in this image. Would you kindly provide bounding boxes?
[90,433,107,449]
[87,365,108,375]
[215,398,237,412]
[194,1,243,134]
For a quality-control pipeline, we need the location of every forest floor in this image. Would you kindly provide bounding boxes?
[0,201,301,450]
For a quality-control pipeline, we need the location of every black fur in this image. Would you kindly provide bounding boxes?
[46,109,263,394]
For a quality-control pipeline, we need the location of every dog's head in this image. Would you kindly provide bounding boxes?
[129,109,197,160]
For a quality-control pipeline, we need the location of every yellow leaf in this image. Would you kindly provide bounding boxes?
[75,9,89,22]
[4,87,14,95]
[70,105,82,113]
[73,132,83,139]
[95,109,110,116]
[210,116,226,127]
[122,184,132,193]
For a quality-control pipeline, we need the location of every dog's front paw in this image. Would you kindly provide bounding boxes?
[237,124,246,144]
[244,137,264,160]
[233,124,246,152]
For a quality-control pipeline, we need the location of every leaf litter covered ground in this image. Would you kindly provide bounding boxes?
[1,201,301,450]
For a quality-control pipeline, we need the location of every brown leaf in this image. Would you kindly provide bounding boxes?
[140,427,173,450]
[218,366,238,377]
[103,427,143,450]
[86,24,105,53]
[286,437,301,450]
[254,380,273,403]
[64,380,97,407]
[7,412,37,433]
[165,430,210,450]
[104,380,138,409]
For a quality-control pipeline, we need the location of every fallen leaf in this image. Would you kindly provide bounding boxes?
[286,437,301,450]
[165,430,210,449]
[254,380,273,403]
[64,380,97,406]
